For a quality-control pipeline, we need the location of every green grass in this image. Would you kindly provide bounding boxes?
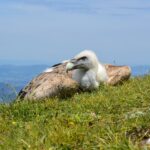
[0,75,150,150]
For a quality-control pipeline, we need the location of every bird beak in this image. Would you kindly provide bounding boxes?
[66,59,77,72]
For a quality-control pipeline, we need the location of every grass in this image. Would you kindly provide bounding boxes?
[0,75,150,149]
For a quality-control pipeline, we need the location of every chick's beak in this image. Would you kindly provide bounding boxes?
[66,59,77,72]
[66,62,74,72]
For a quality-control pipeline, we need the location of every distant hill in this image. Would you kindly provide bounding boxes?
[0,65,49,102]
[0,65,149,102]
[0,82,20,102]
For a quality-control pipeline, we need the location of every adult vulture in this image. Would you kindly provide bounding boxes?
[18,50,131,100]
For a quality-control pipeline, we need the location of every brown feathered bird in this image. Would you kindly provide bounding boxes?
[18,50,131,100]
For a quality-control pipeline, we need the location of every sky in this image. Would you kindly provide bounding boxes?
[0,0,150,65]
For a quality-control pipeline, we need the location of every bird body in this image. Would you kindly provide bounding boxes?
[18,50,131,100]
[66,50,108,90]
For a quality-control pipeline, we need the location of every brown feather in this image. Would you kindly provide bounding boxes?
[18,63,131,100]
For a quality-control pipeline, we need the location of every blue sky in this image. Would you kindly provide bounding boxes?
[0,0,150,65]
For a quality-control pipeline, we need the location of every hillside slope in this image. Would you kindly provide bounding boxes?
[0,75,150,149]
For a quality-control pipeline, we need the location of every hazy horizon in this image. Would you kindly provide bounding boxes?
[0,57,150,66]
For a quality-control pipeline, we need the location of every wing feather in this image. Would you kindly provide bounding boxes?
[18,62,131,100]
[18,63,78,100]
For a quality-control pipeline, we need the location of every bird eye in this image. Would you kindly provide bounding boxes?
[77,56,88,61]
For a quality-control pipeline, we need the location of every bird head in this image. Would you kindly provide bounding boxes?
[66,50,99,72]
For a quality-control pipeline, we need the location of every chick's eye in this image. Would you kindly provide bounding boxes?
[78,56,88,61]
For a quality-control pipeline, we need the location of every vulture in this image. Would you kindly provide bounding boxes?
[18,50,131,100]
